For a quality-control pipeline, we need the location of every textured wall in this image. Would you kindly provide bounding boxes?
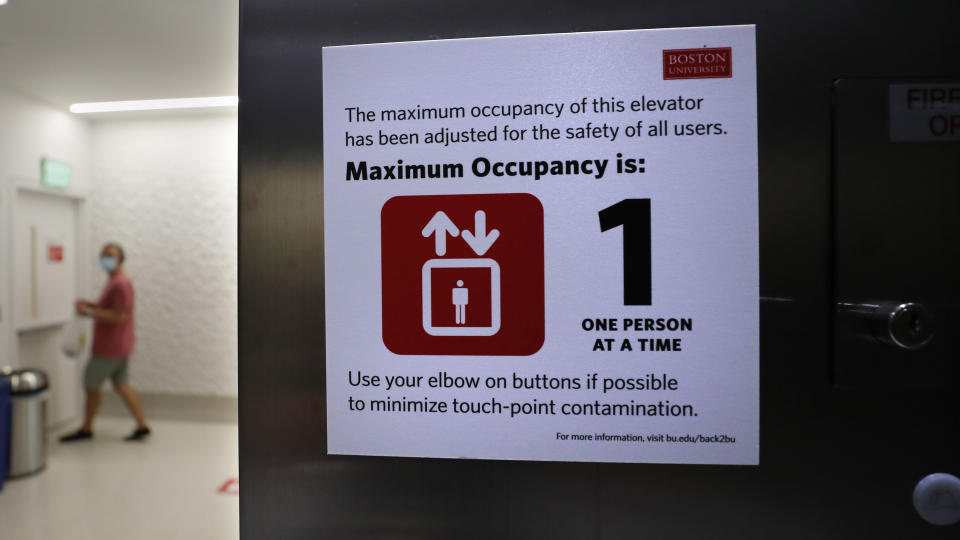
[90,114,237,396]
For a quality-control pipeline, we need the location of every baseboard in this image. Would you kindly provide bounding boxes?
[98,392,238,424]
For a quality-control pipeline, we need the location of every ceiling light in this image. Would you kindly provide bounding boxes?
[0,1,8,6]
[69,96,238,114]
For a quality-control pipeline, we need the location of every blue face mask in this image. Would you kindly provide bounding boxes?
[100,256,117,273]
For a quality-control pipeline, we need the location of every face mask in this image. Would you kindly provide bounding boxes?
[100,256,117,273]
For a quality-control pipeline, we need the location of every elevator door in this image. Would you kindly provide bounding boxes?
[239,1,960,538]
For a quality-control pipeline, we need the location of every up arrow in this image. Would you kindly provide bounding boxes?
[461,210,500,256]
[421,211,460,256]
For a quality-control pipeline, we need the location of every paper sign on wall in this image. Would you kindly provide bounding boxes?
[323,25,759,464]
[48,244,64,262]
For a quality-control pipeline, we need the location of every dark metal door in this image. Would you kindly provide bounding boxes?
[239,1,960,537]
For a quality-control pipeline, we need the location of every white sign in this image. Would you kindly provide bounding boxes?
[323,25,759,464]
[889,84,960,141]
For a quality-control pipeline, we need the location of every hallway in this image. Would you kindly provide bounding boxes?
[0,416,239,540]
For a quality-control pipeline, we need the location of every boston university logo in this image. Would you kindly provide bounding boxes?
[662,47,732,80]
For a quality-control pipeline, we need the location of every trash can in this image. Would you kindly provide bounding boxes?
[3,369,49,478]
[0,375,10,491]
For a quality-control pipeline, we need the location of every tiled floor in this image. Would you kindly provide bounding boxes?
[0,416,239,540]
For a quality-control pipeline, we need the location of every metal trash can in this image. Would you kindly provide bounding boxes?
[2,369,49,478]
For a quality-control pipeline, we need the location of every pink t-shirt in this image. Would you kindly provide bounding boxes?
[92,273,136,359]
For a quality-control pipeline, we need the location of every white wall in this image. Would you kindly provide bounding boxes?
[90,114,238,397]
[0,87,92,369]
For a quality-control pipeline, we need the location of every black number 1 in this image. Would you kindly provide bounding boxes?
[599,199,652,305]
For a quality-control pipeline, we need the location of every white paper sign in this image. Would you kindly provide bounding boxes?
[323,25,759,464]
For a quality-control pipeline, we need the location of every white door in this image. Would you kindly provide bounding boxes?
[14,189,83,427]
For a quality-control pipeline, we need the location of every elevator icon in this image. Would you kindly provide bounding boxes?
[381,193,544,356]
[422,257,500,336]
[418,208,502,335]
[420,208,501,336]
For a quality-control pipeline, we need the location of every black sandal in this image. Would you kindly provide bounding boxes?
[59,429,93,443]
[124,427,151,441]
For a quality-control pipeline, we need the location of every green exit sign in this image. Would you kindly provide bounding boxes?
[41,158,71,188]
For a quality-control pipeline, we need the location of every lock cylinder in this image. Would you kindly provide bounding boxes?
[837,301,936,350]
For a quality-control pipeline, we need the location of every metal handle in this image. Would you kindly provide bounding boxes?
[837,301,936,351]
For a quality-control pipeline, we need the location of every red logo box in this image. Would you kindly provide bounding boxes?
[663,47,732,80]
[381,193,544,355]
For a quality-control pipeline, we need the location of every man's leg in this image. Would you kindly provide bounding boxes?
[61,357,108,441]
[113,383,148,429]
[81,389,101,431]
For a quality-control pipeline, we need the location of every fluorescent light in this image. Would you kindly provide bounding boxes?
[69,96,238,114]
[0,1,8,6]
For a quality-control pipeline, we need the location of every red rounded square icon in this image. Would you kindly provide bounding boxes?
[381,193,544,355]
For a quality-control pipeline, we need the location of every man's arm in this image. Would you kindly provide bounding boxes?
[78,282,133,325]
[85,305,130,325]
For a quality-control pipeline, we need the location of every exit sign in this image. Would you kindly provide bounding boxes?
[41,159,71,188]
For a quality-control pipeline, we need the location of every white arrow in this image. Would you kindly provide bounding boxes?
[421,211,459,256]
[461,210,500,256]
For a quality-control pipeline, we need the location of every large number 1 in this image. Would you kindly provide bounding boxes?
[599,199,652,305]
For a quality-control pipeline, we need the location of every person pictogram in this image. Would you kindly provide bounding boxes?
[453,280,469,324]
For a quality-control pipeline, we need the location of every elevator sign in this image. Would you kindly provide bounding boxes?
[381,194,544,355]
[323,25,759,465]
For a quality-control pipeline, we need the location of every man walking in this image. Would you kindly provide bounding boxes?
[61,243,150,442]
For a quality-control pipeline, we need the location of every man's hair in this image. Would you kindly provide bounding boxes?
[103,242,125,263]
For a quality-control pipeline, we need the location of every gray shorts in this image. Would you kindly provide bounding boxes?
[84,355,129,389]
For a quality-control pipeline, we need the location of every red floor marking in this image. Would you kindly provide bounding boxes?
[218,477,239,495]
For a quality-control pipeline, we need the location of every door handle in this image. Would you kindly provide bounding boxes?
[836,301,936,351]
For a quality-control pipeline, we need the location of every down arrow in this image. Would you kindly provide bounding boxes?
[461,210,500,256]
